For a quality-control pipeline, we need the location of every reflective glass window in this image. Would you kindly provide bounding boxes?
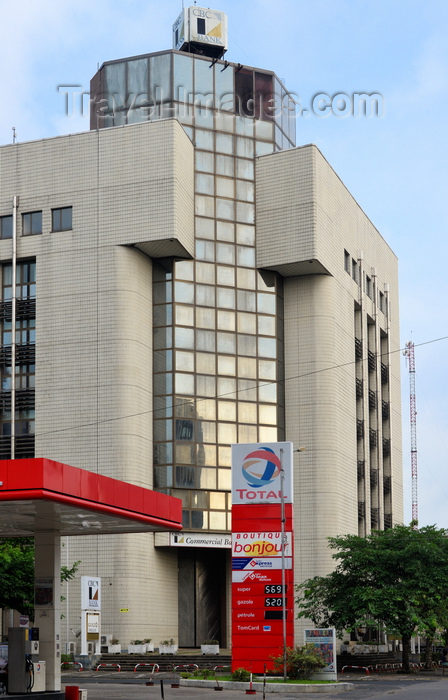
[236,201,254,224]
[175,372,195,394]
[236,158,254,180]
[217,332,236,354]
[196,261,215,284]
[194,55,214,101]
[216,221,235,241]
[175,351,195,372]
[258,337,277,358]
[105,61,126,97]
[196,374,216,396]
[52,207,72,232]
[22,211,42,236]
[154,326,172,349]
[153,442,173,465]
[218,423,237,444]
[216,198,235,220]
[217,287,235,309]
[215,62,234,111]
[259,426,278,442]
[196,150,214,173]
[153,282,172,303]
[196,352,216,374]
[216,242,235,265]
[201,421,217,443]
[175,443,196,465]
[237,246,256,268]
[175,398,196,418]
[236,224,255,246]
[217,376,236,398]
[236,179,254,202]
[238,356,257,377]
[154,349,172,373]
[0,216,12,239]
[174,53,193,101]
[175,327,194,349]
[128,58,148,95]
[255,118,274,139]
[196,173,214,195]
[215,112,235,132]
[197,398,216,420]
[258,315,276,336]
[200,444,217,466]
[217,309,235,331]
[175,281,194,304]
[196,217,214,240]
[196,329,216,352]
[154,396,173,419]
[175,261,194,280]
[235,116,254,136]
[236,137,254,158]
[238,378,258,401]
[216,177,234,198]
[196,239,215,261]
[218,446,231,466]
[195,194,214,217]
[237,312,256,334]
[259,382,277,403]
[238,336,257,357]
[258,293,277,315]
[238,424,258,443]
[210,491,226,509]
[196,284,215,306]
[237,290,256,312]
[215,155,234,176]
[218,401,236,421]
[175,305,194,326]
[154,465,173,488]
[238,402,257,423]
[259,404,277,425]
[237,268,256,290]
[195,108,214,129]
[154,419,172,441]
[153,371,170,394]
[196,307,215,329]
[216,133,233,154]
[153,304,172,326]
[216,266,235,287]
[150,53,172,102]
[258,359,276,380]
[209,511,227,530]
[195,129,214,150]
[217,355,236,375]
[255,141,274,156]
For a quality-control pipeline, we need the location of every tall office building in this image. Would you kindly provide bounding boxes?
[0,7,402,649]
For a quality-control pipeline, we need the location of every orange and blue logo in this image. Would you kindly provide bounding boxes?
[242,447,281,489]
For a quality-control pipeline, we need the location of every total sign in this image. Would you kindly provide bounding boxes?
[231,442,293,504]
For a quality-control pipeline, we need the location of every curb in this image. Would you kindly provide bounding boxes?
[179,679,355,693]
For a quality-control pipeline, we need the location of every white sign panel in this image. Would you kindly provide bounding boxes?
[81,576,101,611]
[232,442,293,505]
[170,532,231,548]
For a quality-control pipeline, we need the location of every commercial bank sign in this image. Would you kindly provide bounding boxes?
[231,442,293,504]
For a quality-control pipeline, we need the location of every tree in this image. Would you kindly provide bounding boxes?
[0,538,80,619]
[295,524,448,672]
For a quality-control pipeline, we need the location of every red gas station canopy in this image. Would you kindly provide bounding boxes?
[0,458,182,537]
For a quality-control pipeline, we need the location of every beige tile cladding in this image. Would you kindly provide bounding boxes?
[256,143,403,642]
[0,119,194,642]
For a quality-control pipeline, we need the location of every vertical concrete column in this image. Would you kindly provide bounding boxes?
[34,530,61,691]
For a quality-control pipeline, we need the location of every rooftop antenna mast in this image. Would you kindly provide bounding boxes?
[403,340,418,525]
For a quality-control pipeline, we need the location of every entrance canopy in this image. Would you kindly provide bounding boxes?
[0,458,182,537]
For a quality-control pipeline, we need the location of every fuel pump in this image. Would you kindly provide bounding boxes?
[8,627,41,693]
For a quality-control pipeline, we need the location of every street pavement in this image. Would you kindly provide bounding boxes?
[60,672,448,700]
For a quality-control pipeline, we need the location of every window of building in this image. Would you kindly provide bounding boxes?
[379,291,385,313]
[344,249,350,274]
[0,216,12,239]
[197,17,206,34]
[365,275,372,298]
[22,211,42,236]
[352,258,358,283]
[52,207,72,232]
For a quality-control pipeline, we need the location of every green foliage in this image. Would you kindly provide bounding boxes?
[271,644,326,680]
[0,538,80,619]
[231,667,251,682]
[61,653,74,669]
[0,538,35,617]
[295,523,448,671]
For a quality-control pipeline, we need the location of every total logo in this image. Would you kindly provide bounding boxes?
[241,447,281,489]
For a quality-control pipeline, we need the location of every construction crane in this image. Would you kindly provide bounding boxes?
[403,341,418,525]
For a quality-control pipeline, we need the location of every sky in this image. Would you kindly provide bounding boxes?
[0,0,447,528]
